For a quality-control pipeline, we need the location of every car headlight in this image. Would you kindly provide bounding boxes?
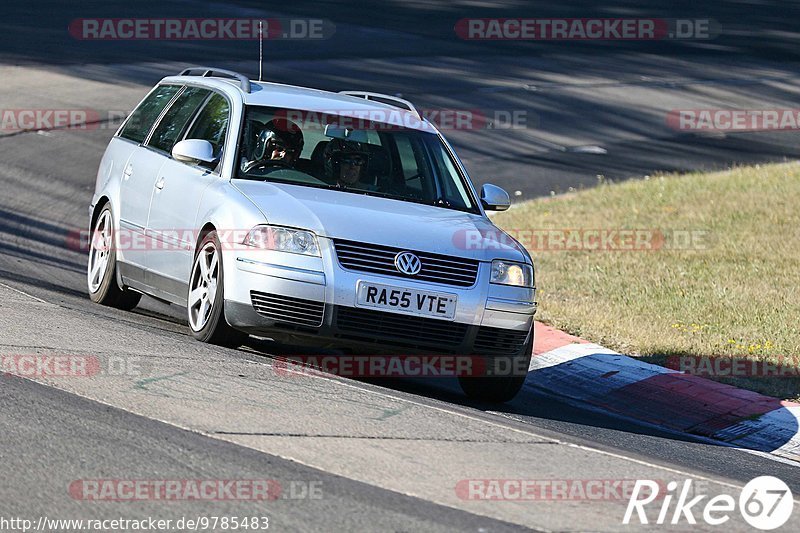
[243,225,320,256]
[490,260,534,288]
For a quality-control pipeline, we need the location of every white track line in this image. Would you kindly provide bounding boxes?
[0,281,48,304]
[272,361,771,493]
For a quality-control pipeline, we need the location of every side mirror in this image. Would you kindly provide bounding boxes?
[172,139,216,166]
[480,183,511,211]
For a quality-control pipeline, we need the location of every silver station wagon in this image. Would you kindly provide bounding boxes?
[88,67,537,402]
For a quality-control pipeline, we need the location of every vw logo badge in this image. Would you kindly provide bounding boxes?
[394,251,422,275]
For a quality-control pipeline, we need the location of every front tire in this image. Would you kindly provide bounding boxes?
[458,336,532,403]
[87,204,141,310]
[188,231,246,347]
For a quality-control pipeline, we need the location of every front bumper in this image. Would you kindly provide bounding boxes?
[223,239,536,354]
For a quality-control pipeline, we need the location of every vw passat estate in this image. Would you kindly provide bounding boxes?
[88,67,537,402]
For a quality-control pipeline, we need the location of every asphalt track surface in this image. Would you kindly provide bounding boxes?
[1,1,799,531]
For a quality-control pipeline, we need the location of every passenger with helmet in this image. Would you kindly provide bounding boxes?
[323,138,376,190]
[242,118,304,173]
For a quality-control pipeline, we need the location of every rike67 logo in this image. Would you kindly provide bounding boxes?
[623,476,793,530]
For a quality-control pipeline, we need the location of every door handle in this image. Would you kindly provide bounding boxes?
[123,164,133,180]
[155,177,165,190]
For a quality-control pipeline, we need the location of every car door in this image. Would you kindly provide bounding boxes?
[116,84,181,269]
[145,90,231,302]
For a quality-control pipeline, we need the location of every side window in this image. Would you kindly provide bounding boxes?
[185,93,230,158]
[147,87,211,153]
[119,85,181,144]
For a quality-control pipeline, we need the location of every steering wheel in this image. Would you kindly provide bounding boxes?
[242,158,292,174]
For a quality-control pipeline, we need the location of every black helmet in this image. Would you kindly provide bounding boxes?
[252,118,304,163]
[323,138,369,180]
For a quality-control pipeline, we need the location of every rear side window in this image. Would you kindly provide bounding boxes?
[119,85,181,144]
[147,87,211,153]
[185,93,230,158]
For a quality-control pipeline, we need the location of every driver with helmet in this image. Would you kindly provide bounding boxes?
[242,118,304,173]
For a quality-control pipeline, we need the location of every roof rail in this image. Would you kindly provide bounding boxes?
[339,91,422,120]
[179,67,252,93]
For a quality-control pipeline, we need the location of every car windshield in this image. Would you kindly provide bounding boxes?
[235,106,479,213]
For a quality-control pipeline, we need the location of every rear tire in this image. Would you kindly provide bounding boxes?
[188,231,247,347]
[87,204,141,311]
[458,336,532,403]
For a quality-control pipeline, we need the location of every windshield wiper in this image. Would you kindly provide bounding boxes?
[353,189,439,207]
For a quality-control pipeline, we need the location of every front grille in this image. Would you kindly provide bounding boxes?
[333,239,479,288]
[474,326,529,355]
[336,307,468,350]
[250,291,324,328]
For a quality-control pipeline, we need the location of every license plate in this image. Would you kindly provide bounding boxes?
[355,282,457,320]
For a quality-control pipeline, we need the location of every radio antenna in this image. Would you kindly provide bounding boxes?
[258,21,264,82]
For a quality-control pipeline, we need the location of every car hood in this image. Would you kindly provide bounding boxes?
[232,180,529,262]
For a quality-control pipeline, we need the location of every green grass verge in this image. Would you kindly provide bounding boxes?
[493,162,800,400]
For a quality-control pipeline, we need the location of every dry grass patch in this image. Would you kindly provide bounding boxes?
[493,162,800,400]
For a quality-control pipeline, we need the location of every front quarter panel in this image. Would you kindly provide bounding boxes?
[193,180,268,303]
